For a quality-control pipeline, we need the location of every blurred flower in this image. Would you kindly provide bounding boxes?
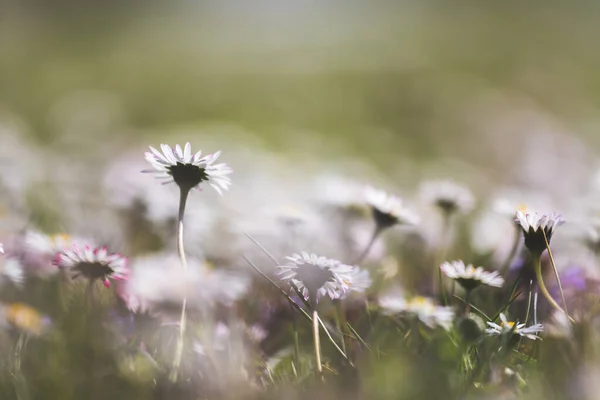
[10,231,92,277]
[53,245,128,288]
[485,313,543,340]
[420,180,475,215]
[365,186,419,229]
[143,143,232,194]
[277,252,353,302]
[515,210,564,254]
[3,303,47,335]
[440,260,504,290]
[0,257,24,287]
[0,243,3,253]
[125,253,249,311]
[379,294,454,330]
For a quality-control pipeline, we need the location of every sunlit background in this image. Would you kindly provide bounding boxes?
[2,1,600,399]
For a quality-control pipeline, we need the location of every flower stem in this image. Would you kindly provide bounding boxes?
[436,214,451,305]
[500,224,521,275]
[170,187,190,382]
[355,226,383,265]
[464,289,472,316]
[542,229,571,322]
[312,309,323,377]
[532,252,574,323]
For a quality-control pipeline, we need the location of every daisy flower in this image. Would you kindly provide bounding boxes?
[344,266,372,294]
[440,260,504,290]
[365,186,419,229]
[53,245,128,288]
[143,142,232,194]
[485,313,543,340]
[277,252,353,302]
[515,210,565,254]
[379,294,455,330]
[420,180,475,215]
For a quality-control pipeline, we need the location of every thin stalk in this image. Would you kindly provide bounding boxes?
[533,288,539,325]
[542,230,571,322]
[436,214,451,305]
[531,252,574,323]
[355,226,383,265]
[170,187,190,382]
[291,302,300,367]
[464,289,472,316]
[524,280,533,325]
[312,310,323,376]
[500,224,521,275]
[13,333,30,400]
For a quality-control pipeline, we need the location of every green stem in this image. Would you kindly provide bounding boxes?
[170,187,190,382]
[464,289,471,316]
[355,226,383,265]
[437,214,451,305]
[532,252,573,323]
[312,310,322,376]
[542,230,571,322]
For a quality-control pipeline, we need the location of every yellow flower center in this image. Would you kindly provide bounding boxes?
[501,321,515,329]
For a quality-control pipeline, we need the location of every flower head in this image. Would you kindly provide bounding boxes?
[420,180,475,215]
[143,143,232,194]
[365,186,419,229]
[53,245,128,288]
[440,260,504,291]
[2,303,48,335]
[515,210,565,254]
[379,294,455,330]
[485,313,543,340]
[277,252,353,302]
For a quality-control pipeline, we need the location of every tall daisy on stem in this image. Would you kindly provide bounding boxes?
[420,180,474,304]
[359,187,418,263]
[277,252,353,375]
[143,142,232,381]
[515,210,572,323]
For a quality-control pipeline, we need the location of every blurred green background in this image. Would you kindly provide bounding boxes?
[2,1,600,178]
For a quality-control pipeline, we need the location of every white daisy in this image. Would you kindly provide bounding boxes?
[440,260,504,290]
[344,266,372,294]
[420,180,475,215]
[379,294,455,330]
[515,210,565,253]
[277,252,353,302]
[365,186,419,229]
[485,313,543,340]
[53,245,128,288]
[143,143,232,194]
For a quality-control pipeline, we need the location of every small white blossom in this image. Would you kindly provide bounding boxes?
[420,180,475,215]
[277,252,353,302]
[485,313,543,340]
[143,143,232,194]
[365,186,419,228]
[440,260,504,290]
[53,245,128,288]
[379,294,455,330]
[515,210,565,253]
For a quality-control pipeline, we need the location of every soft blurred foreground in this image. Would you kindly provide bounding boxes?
[2,1,600,399]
